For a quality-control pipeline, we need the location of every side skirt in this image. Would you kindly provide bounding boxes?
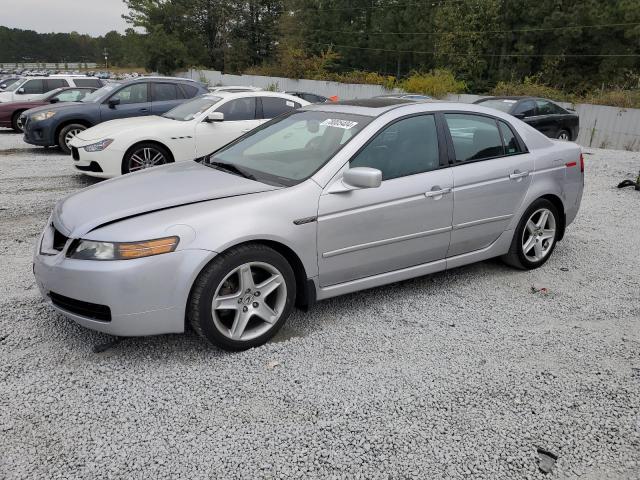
[315,229,514,301]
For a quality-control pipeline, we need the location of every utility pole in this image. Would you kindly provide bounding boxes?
[103,48,109,69]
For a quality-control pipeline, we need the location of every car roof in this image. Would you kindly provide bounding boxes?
[202,91,309,101]
[477,96,533,101]
[119,76,198,84]
[302,97,423,117]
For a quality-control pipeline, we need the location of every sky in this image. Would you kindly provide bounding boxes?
[0,0,130,36]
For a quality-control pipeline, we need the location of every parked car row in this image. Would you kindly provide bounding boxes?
[31,96,584,351]
[0,75,104,102]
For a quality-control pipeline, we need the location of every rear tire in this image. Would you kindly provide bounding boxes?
[556,129,571,141]
[188,244,296,351]
[11,111,25,132]
[58,124,86,154]
[502,199,560,270]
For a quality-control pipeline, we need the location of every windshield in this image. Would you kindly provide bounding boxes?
[81,83,121,103]
[5,80,24,92]
[203,110,372,186]
[162,96,222,121]
[477,99,517,113]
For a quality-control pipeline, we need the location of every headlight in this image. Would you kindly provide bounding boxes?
[84,139,114,152]
[31,111,56,122]
[67,236,179,260]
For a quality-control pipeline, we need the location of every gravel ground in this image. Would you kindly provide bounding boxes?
[0,127,639,480]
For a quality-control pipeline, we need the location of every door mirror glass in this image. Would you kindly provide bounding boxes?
[108,98,120,108]
[206,112,224,123]
[17,88,25,94]
[343,167,382,189]
[50,97,59,104]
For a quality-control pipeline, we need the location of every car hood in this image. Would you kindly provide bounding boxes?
[24,101,91,116]
[75,116,175,142]
[54,161,281,238]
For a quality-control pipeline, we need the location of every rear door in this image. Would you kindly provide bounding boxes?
[444,113,533,257]
[317,114,453,286]
[99,83,151,121]
[151,82,184,115]
[259,96,301,123]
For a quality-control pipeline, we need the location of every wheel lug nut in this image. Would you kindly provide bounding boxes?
[254,291,260,297]
[237,298,242,304]
[245,289,251,293]
[242,306,248,312]
[253,302,259,308]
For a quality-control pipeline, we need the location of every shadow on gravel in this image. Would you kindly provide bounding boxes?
[0,147,63,156]
[0,129,19,135]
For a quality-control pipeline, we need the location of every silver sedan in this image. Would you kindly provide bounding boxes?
[34,98,584,350]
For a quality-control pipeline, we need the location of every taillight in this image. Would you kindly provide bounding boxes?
[580,153,584,173]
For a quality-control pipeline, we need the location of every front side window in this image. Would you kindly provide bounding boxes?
[110,83,149,105]
[216,98,257,121]
[350,115,440,180]
[445,113,504,162]
[22,79,45,94]
[205,111,371,185]
[261,97,300,118]
[536,99,565,115]
[82,83,120,103]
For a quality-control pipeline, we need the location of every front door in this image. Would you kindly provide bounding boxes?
[195,97,262,156]
[317,114,453,287]
[443,113,533,257]
[99,83,152,122]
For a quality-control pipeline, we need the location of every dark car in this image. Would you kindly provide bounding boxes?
[21,77,208,153]
[0,77,22,91]
[474,96,579,141]
[284,91,333,103]
[0,87,96,132]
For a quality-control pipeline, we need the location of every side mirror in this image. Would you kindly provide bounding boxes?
[513,113,526,120]
[50,97,59,104]
[108,98,120,109]
[17,88,25,94]
[205,112,224,123]
[328,167,382,193]
[0,84,6,89]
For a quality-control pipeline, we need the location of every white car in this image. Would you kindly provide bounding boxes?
[68,91,310,178]
[0,76,102,103]
[208,85,262,93]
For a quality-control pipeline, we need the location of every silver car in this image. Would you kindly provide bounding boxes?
[34,98,584,350]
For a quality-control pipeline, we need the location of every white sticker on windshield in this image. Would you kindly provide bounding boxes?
[502,100,517,103]
[320,119,358,130]
[286,101,295,107]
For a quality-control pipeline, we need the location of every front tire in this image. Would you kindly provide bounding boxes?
[11,111,25,132]
[188,244,296,351]
[122,142,171,174]
[58,124,86,154]
[502,199,560,270]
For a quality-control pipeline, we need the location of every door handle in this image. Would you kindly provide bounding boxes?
[140,108,149,112]
[509,170,529,180]
[425,186,451,199]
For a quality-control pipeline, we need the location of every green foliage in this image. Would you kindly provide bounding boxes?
[400,70,467,98]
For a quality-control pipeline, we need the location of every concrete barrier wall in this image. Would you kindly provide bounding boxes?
[183,69,640,152]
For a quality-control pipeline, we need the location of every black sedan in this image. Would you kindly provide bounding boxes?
[474,96,579,141]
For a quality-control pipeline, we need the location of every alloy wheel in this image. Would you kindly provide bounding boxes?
[521,208,556,262]
[16,117,24,132]
[64,128,84,148]
[128,147,167,172]
[557,131,570,141]
[211,262,287,341]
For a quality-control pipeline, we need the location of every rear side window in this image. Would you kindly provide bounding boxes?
[179,84,199,98]
[498,121,523,155]
[513,100,536,117]
[73,78,102,88]
[350,114,440,180]
[261,97,300,119]
[445,113,504,162]
[46,79,69,90]
[216,97,256,121]
[22,79,45,94]
[152,83,179,101]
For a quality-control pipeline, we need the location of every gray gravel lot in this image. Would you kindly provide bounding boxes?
[0,127,639,479]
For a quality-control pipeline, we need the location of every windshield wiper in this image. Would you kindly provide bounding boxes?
[207,161,256,181]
